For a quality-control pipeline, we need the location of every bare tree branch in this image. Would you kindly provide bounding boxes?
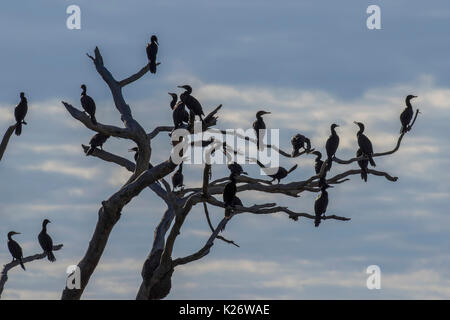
[203,202,239,247]
[334,109,421,165]
[118,62,160,87]
[0,124,17,162]
[0,244,63,298]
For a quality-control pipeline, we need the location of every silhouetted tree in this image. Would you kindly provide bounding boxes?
[57,46,420,300]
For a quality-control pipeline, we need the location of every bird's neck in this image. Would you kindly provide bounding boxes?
[406,99,412,109]
[7,235,12,241]
[42,224,47,232]
[331,128,337,136]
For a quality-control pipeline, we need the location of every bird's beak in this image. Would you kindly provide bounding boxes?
[264,111,271,115]
[48,220,51,223]
[16,232,21,235]
[413,95,418,98]
[353,121,358,125]
[177,86,184,89]
[128,149,134,152]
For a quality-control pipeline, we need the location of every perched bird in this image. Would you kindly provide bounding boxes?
[400,95,417,134]
[255,160,297,184]
[314,185,330,227]
[325,124,340,171]
[223,173,237,220]
[312,151,327,188]
[146,35,159,74]
[170,93,189,128]
[354,121,376,167]
[253,111,271,150]
[85,133,109,156]
[14,92,28,136]
[7,231,25,270]
[178,85,204,122]
[221,195,243,232]
[168,93,178,110]
[356,148,368,182]
[80,84,97,125]
[291,133,311,157]
[172,163,184,191]
[228,162,247,176]
[128,146,139,162]
[38,219,56,262]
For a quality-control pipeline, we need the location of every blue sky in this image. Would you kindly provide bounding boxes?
[0,0,449,299]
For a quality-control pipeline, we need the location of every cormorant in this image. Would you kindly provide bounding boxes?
[356,148,368,182]
[170,93,189,128]
[228,162,247,176]
[85,133,109,156]
[178,85,204,122]
[400,95,417,134]
[7,231,25,270]
[312,151,327,188]
[354,121,376,167]
[221,195,242,232]
[223,173,237,219]
[252,111,270,150]
[168,93,177,110]
[291,133,311,156]
[325,124,340,171]
[80,84,97,125]
[38,219,56,262]
[255,160,297,184]
[146,35,159,74]
[14,92,28,136]
[172,162,184,191]
[314,184,330,227]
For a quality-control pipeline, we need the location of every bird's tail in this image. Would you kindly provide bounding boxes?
[86,147,95,156]
[326,157,333,171]
[15,122,22,136]
[47,251,56,262]
[360,169,368,182]
[314,215,321,227]
[222,208,233,232]
[19,258,26,271]
[368,156,376,167]
[90,114,97,125]
[150,62,156,74]
[287,164,298,174]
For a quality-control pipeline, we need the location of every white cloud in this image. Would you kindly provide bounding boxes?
[22,160,101,180]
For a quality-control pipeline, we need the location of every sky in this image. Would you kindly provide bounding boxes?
[0,0,449,299]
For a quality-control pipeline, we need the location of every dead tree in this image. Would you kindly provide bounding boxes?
[61,46,419,300]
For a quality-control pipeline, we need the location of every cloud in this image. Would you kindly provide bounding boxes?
[22,160,101,180]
